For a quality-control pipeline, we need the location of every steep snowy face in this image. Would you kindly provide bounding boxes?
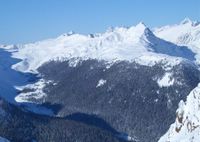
[154,18,200,47]
[154,18,200,63]
[2,22,194,73]
[159,83,200,142]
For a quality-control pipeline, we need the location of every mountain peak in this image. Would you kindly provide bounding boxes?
[192,21,200,27]
[180,18,200,27]
[133,22,153,38]
[126,22,151,37]
[180,18,192,25]
[135,22,147,30]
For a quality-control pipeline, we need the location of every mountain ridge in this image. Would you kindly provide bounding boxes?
[0,21,196,73]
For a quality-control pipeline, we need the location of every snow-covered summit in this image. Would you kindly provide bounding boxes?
[180,18,200,26]
[154,18,200,64]
[154,18,200,46]
[181,18,193,25]
[1,22,194,73]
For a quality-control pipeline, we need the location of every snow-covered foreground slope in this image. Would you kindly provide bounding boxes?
[154,18,200,64]
[159,83,200,142]
[1,22,194,73]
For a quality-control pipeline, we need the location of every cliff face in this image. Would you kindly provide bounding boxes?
[159,83,200,142]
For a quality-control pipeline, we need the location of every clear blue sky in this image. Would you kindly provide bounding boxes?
[0,0,199,44]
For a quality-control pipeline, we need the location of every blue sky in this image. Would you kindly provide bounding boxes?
[0,0,199,44]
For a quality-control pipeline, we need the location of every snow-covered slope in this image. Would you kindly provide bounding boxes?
[159,83,200,142]
[1,22,194,73]
[154,18,200,63]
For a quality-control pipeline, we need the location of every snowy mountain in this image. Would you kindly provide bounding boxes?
[154,18,200,47]
[2,22,194,73]
[0,20,200,142]
[154,18,200,64]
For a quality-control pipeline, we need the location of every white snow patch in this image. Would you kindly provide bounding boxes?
[15,79,49,103]
[154,99,159,103]
[157,72,174,87]
[96,79,107,88]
